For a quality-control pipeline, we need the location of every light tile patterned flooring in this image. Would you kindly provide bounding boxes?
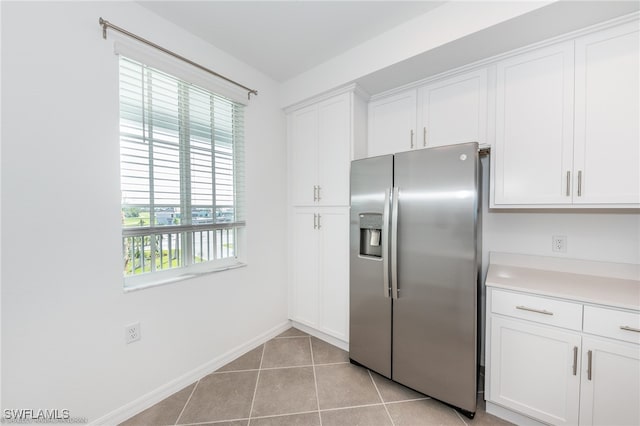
[121,328,512,426]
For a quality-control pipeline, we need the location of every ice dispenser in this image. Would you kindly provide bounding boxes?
[359,213,383,258]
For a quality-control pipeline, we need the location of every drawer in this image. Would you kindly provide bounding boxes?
[491,289,583,330]
[583,305,640,344]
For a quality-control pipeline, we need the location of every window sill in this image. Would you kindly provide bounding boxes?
[123,261,247,293]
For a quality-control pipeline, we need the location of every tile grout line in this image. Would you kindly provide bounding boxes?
[246,343,266,426]
[174,379,200,426]
[211,361,349,375]
[368,370,396,426]
[453,408,469,426]
[178,419,249,426]
[274,335,310,339]
[308,335,323,426]
[383,397,431,405]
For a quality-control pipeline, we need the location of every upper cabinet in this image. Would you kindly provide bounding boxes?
[573,21,639,205]
[492,20,639,208]
[367,89,417,157]
[493,42,575,206]
[418,68,488,149]
[289,90,366,207]
[367,68,488,157]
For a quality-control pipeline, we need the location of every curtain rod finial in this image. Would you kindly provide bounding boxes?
[99,17,107,39]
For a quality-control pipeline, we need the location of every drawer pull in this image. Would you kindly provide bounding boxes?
[620,325,640,333]
[572,346,578,376]
[516,305,554,316]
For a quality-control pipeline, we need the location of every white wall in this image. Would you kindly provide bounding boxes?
[1,1,287,423]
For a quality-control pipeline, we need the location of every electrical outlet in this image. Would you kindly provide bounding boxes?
[552,235,567,253]
[125,322,141,344]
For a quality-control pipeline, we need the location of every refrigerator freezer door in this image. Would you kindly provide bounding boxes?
[392,143,479,413]
[350,155,394,378]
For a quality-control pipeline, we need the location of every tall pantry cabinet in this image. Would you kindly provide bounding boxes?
[286,86,367,343]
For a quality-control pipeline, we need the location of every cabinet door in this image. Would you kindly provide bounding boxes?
[579,337,640,426]
[489,316,581,425]
[573,22,640,205]
[418,69,488,148]
[318,209,349,340]
[368,90,417,157]
[290,105,318,206]
[318,94,351,206]
[493,42,574,205]
[290,209,319,327]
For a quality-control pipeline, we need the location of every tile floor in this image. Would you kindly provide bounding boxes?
[121,328,512,426]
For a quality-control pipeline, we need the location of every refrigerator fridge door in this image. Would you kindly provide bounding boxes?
[349,154,393,378]
[392,142,480,413]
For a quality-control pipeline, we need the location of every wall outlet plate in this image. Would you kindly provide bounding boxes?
[552,235,567,253]
[125,322,141,344]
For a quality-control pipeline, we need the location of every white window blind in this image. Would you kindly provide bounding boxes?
[119,56,245,284]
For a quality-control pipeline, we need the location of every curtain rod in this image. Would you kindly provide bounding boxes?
[99,17,258,100]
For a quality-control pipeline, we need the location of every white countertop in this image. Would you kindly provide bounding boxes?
[485,252,640,311]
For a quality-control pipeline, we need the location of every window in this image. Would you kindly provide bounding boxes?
[119,56,245,286]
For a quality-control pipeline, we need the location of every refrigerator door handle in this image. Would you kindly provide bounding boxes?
[391,187,399,299]
[382,188,391,298]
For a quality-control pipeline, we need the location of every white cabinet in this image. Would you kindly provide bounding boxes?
[417,68,488,148]
[367,89,417,157]
[367,68,489,156]
[493,41,575,205]
[579,337,640,426]
[290,207,349,341]
[493,20,640,207]
[289,92,353,206]
[573,21,640,205]
[290,105,319,206]
[291,210,320,327]
[489,316,581,425]
[287,86,366,343]
[486,287,640,426]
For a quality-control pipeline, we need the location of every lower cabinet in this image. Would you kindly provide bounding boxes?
[487,288,640,426]
[579,337,640,426]
[290,207,349,341]
[489,317,581,425]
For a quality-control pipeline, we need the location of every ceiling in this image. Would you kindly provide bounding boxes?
[137,1,446,82]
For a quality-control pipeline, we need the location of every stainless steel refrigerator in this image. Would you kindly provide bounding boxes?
[349,142,481,417]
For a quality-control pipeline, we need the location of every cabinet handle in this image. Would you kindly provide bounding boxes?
[313,185,318,202]
[317,185,321,201]
[317,214,321,229]
[587,350,593,381]
[620,325,640,333]
[577,170,583,197]
[313,213,317,229]
[566,171,571,197]
[516,305,554,315]
[410,129,414,148]
[572,346,578,376]
[423,127,427,147]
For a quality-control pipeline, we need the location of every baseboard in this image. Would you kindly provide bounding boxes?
[485,401,548,426]
[290,321,349,352]
[91,320,292,426]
